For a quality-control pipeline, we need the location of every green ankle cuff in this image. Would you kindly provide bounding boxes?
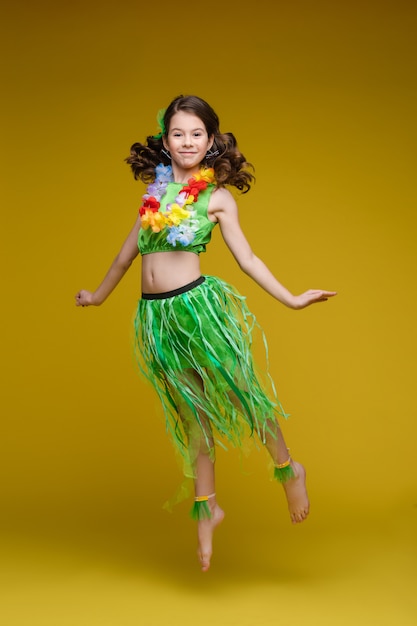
[273,464,295,483]
[190,499,212,521]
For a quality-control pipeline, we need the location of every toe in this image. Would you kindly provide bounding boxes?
[200,555,210,572]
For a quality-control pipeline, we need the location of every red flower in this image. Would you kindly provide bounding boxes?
[186,179,208,192]
[182,180,208,201]
[139,196,160,216]
[144,196,160,210]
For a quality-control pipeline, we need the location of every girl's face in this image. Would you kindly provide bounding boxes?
[163,111,213,174]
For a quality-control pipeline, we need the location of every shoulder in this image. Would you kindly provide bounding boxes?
[208,186,241,226]
[208,186,238,219]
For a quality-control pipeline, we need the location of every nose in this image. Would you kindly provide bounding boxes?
[182,134,193,146]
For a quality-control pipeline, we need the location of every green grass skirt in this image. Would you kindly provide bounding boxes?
[133,275,288,508]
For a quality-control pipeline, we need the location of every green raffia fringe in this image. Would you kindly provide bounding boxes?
[273,464,295,483]
[190,499,212,521]
[133,275,289,508]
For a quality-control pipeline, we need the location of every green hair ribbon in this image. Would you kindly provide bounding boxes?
[153,108,166,139]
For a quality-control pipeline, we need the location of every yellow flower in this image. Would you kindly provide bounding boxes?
[167,204,190,226]
[141,210,167,233]
[193,167,215,183]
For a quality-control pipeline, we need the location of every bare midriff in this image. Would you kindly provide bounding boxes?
[141,251,202,294]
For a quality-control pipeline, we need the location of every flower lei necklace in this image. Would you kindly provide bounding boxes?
[139,164,215,247]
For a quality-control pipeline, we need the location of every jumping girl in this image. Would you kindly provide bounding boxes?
[75,95,336,572]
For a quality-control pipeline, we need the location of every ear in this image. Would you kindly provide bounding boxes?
[208,135,214,150]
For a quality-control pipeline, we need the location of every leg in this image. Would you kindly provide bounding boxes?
[264,420,310,524]
[194,446,225,572]
[176,370,225,572]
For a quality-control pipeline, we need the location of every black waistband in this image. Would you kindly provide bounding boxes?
[141,276,205,300]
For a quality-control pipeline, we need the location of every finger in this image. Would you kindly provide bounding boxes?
[310,290,337,296]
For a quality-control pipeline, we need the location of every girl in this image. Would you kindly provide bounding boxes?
[75,95,336,572]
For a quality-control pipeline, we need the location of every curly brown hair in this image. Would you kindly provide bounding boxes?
[125,95,255,193]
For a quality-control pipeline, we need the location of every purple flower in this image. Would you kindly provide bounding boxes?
[147,182,162,197]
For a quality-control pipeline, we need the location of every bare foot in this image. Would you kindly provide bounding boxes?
[197,503,225,572]
[282,460,310,524]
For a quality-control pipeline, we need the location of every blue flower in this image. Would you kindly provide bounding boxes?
[155,164,173,183]
[177,226,196,246]
[166,224,196,247]
[166,226,180,246]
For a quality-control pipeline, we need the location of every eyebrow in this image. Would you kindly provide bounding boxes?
[170,127,205,132]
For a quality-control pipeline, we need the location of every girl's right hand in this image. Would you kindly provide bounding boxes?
[75,290,95,307]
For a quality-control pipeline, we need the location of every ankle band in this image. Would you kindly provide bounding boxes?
[190,493,215,520]
[274,458,295,483]
[275,458,291,469]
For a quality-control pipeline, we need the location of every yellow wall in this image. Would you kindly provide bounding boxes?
[1,0,416,530]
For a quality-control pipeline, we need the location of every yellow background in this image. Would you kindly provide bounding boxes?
[1,0,416,624]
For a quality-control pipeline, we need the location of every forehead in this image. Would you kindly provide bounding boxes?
[168,111,205,131]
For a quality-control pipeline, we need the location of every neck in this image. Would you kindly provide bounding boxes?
[171,164,202,184]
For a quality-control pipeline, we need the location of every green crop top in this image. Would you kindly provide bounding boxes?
[138,182,217,256]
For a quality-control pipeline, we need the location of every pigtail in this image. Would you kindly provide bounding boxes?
[211,133,255,193]
[125,135,171,183]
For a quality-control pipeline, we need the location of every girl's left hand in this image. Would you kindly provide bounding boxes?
[292,290,337,310]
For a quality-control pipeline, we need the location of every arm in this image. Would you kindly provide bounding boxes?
[210,189,337,310]
[75,215,142,307]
